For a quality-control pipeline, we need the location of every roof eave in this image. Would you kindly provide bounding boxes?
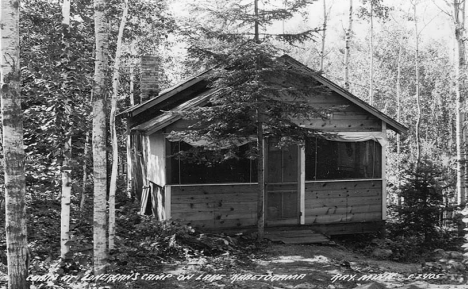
[118,69,212,118]
[279,54,408,135]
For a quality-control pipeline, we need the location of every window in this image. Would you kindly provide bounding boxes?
[167,141,258,184]
[305,138,382,180]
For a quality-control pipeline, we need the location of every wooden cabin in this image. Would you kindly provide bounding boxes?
[120,55,407,236]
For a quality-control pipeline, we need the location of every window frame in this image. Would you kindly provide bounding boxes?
[166,140,258,185]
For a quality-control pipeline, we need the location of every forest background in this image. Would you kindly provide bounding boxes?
[1,0,468,288]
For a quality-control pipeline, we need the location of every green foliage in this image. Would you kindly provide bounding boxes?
[21,0,94,199]
[169,1,333,161]
[171,42,334,158]
[385,159,460,261]
[19,198,260,281]
[357,0,392,21]
[19,0,177,202]
[110,203,259,273]
[28,201,62,258]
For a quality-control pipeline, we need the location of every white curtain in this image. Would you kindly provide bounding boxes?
[170,132,387,147]
[170,136,256,149]
[322,132,388,147]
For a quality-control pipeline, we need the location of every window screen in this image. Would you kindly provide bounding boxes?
[267,142,298,183]
[167,141,258,184]
[305,137,382,180]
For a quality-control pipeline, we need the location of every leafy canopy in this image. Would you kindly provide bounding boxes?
[169,0,335,161]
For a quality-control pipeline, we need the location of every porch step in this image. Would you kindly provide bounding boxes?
[264,229,329,244]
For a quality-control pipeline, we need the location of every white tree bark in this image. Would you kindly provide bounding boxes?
[344,0,353,90]
[1,0,29,287]
[414,1,422,166]
[109,0,129,251]
[60,0,72,260]
[454,0,466,205]
[93,0,109,274]
[126,65,134,199]
[396,34,403,206]
[368,1,374,105]
[319,0,327,71]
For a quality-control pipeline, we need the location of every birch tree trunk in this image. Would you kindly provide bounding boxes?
[396,35,403,206]
[344,0,353,90]
[414,1,422,166]
[60,0,72,260]
[1,0,29,287]
[126,64,135,199]
[319,0,327,71]
[109,0,129,251]
[80,90,94,212]
[93,0,109,274]
[396,39,402,156]
[454,0,466,205]
[368,1,374,105]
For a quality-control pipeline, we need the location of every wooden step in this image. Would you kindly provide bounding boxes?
[264,229,329,244]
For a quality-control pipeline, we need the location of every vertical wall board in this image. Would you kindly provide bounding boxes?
[146,132,166,186]
[381,122,387,220]
[298,146,305,225]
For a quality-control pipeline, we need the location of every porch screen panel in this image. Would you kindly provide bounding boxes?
[167,141,258,184]
[305,138,381,180]
[267,141,298,183]
[267,191,297,219]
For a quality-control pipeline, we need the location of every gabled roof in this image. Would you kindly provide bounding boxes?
[132,88,217,135]
[279,55,407,134]
[119,69,212,118]
[125,54,407,135]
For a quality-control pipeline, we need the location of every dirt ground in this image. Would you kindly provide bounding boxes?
[24,239,466,289]
[117,242,431,289]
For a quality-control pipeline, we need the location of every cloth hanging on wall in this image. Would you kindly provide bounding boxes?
[168,136,256,149]
[322,132,387,147]
[170,132,386,148]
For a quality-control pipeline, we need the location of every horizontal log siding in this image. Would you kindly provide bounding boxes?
[304,180,382,226]
[170,184,258,229]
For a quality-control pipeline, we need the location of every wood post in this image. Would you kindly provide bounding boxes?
[381,122,387,220]
[298,145,306,225]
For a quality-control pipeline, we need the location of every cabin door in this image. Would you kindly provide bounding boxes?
[265,142,299,226]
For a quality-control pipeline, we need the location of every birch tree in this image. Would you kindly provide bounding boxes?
[453,0,466,205]
[93,0,109,274]
[358,0,390,105]
[413,0,422,166]
[319,0,328,71]
[369,0,374,105]
[60,0,72,259]
[1,0,29,287]
[109,0,129,251]
[344,0,353,90]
